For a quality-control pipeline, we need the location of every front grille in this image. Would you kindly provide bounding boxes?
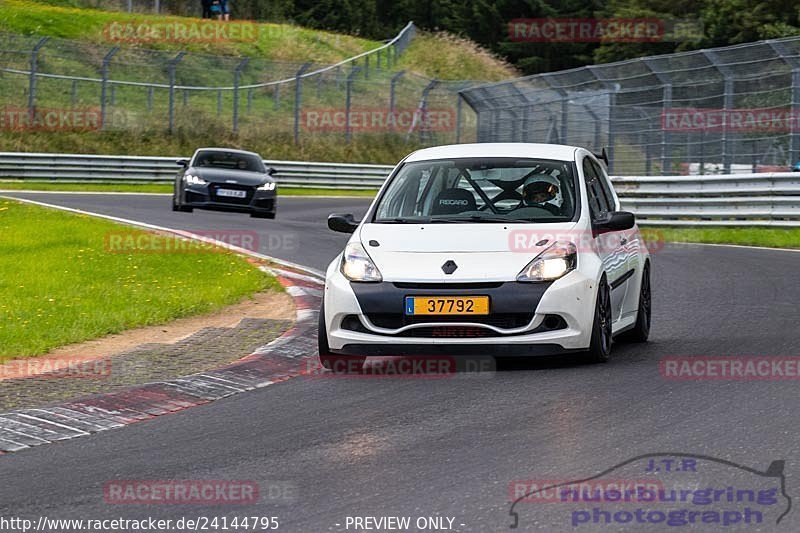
[186,191,206,203]
[344,313,567,339]
[405,326,496,338]
[366,313,534,329]
[255,198,275,209]
[209,184,254,205]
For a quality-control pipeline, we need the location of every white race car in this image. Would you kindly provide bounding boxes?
[320,143,651,370]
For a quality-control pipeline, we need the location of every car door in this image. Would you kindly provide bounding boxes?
[582,156,628,322]
[591,158,639,319]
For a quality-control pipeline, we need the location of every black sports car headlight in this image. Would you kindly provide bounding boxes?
[184,174,207,186]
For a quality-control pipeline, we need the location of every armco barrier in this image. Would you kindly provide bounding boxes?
[0,152,393,190]
[1,152,799,226]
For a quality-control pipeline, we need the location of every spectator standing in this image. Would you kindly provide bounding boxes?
[201,0,212,18]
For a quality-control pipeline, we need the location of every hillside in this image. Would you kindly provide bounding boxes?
[0,1,517,164]
[0,0,516,81]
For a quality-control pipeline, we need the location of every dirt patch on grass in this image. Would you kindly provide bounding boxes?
[0,289,294,381]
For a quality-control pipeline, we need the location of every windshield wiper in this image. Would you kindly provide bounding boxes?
[381,217,432,224]
[440,215,512,223]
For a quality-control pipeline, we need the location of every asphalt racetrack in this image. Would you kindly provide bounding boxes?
[1,192,799,532]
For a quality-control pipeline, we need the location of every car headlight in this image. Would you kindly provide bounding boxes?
[184,174,207,186]
[517,241,577,282]
[340,241,382,282]
[257,181,276,191]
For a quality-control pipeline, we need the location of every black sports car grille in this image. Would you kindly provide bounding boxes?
[366,313,534,329]
[186,191,206,203]
[255,198,275,210]
[209,183,254,205]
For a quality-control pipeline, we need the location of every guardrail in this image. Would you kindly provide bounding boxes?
[1,152,799,226]
[0,152,393,190]
[614,173,800,226]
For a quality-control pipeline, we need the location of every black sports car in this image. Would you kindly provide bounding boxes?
[172,148,277,219]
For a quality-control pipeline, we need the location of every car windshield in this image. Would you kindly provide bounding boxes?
[192,151,265,173]
[373,157,577,223]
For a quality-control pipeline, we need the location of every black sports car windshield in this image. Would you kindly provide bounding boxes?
[374,157,577,223]
[192,151,265,173]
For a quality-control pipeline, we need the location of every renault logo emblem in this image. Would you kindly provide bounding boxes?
[441,260,458,275]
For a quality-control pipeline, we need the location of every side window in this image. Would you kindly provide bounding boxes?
[582,157,610,219]
[590,159,617,212]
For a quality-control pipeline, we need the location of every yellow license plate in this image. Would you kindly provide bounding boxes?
[405,296,490,316]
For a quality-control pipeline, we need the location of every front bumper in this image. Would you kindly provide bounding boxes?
[183,184,276,214]
[324,264,598,357]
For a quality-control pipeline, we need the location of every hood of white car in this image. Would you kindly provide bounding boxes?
[357,221,578,282]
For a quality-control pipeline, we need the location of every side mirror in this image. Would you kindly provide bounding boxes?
[176,159,189,167]
[328,213,359,234]
[594,211,635,232]
[267,167,277,176]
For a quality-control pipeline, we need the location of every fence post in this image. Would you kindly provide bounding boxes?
[27,37,49,125]
[661,84,673,174]
[412,79,438,143]
[721,76,734,174]
[294,62,312,144]
[792,69,800,166]
[147,86,154,112]
[389,70,405,113]
[217,90,223,116]
[232,57,249,134]
[99,46,119,130]
[456,92,463,143]
[153,0,160,14]
[767,41,800,167]
[607,90,617,174]
[167,51,186,133]
[345,66,362,144]
[364,55,369,79]
[376,49,382,71]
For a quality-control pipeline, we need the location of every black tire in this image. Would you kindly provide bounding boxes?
[617,263,651,343]
[586,277,613,363]
[318,298,365,372]
[172,198,192,213]
[250,211,275,219]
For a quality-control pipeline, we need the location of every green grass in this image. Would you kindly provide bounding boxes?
[0,198,280,361]
[396,32,516,81]
[1,1,514,81]
[652,226,800,250]
[1,0,378,61]
[0,129,441,165]
[0,181,378,196]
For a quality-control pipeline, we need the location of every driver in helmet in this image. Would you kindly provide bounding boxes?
[522,174,563,215]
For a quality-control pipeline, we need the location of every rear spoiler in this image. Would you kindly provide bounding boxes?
[593,147,609,167]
